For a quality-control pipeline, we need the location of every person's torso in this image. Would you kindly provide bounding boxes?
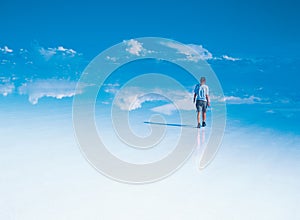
[195,84,208,101]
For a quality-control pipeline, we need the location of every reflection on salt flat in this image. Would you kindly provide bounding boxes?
[1,108,300,220]
[144,121,211,171]
[195,127,207,170]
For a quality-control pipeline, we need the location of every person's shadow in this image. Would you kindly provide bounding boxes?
[143,121,196,128]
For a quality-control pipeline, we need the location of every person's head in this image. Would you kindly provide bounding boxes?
[200,77,206,85]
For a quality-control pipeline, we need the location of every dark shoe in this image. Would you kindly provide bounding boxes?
[202,122,206,127]
[197,123,201,128]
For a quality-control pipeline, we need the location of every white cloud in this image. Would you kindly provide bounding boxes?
[0,46,13,53]
[161,41,244,62]
[114,87,166,111]
[222,55,241,61]
[151,104,176,115]
[113,86,194,114]
[57,46,68,52]
[151,91,195,115]
[39,47,57,60]
[160,41,213,62]
[57,46,77,55]
[110,39,244,63]
[217,95,262,104]
[38,46,78,60]
[130,93,167,111]
[18,79,87,104]
[187,44,213,60]
[124,39,146,56]
[266,109,275,114]
[106,56,118,62]
[150,91,195,115]
[0,83,15,96]
[103,83,120,94]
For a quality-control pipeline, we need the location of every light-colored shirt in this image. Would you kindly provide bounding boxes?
[194,84,209,101]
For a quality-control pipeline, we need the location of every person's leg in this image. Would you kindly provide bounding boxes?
[202,111,206,122]
[196,100,201,128]
[197,111,201,124]
[201,101,207,127]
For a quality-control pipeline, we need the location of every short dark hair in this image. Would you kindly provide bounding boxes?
[200,77,206,82]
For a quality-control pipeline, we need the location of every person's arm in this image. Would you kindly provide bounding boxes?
[206,86,210,106]
[193,85,198,103]
[206,94,210,106]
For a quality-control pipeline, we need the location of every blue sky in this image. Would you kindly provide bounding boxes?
[1,0,299,58]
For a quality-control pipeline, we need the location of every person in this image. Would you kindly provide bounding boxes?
[193,77,210,128]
